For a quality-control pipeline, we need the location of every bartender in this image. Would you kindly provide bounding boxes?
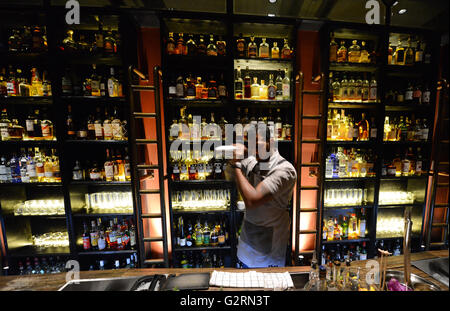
[228,126,297,268]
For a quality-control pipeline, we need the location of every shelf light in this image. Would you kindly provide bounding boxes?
[398,8,407,14]
[269,0,277,3]
[268,14,275,17]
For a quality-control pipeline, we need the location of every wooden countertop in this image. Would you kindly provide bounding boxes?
[0,250,447,291]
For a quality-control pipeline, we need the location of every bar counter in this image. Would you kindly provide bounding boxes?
[0,250,447,291]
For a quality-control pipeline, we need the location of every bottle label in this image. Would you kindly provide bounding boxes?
[168,86,176,95]
[26,120,34,132]
[176,84,184,97]
[107,79,114,97]
[360,253,367,260]
[124,163,131,178]
[44,170,53,178]
[41,123,50,137]
[83,236,91,250]
[282,84,290,98]
[130,231,136,246]
[90,232,98,247]
[90,172,101,180]
[36,163,44,177]
[105,165,114,179]
[94,124,103,137]
[370,128,377,138]
[422,129,429,140]
[112,124,122,138]
[218,86,226,97]
[422,91,430,103]
[27,164,37,177]
[98,237,106,250]
[179,238,186,247]
[416,161,422,173]
[405,90,413,101]
[369,87,377,100]
[103,124,112,138]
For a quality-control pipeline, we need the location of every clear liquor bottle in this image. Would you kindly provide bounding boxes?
[259,38,269,58]
[282,68,290,100]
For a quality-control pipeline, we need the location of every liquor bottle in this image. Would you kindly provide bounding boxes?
[107,67,120,97]
[97,218,106,251]
[62,29,77,52]
[61,69,73,95]
[282,68,290,100]
[176,75,184,98]
[124,148,131,181]
[206,34,217,56]
[104,149,114,182]
[34,148,45,182]
[217,35,226,56]
[404,37,414,66]
[421,119,429,141]
[259,80,268,100]
[72,160,83,181]
[111,106,123,140]
[8,119,24,140]
[369,117,377,140]
[247,36,257,58]
[89,161,102,181]
[329,33,338,62]
[394,40,405,65]
[359,41,370,63]
[130,220,137,250]
[19,148,29,183]
[271,41,280,58]
[337,41,347,63]
[326,217,334,241]
[90,64,101,97]
[357,113,369,141]
[405,83,413,103]
[31,26,45,52]
[89,220,99,250]
[259,38,269,58]
[243,67,251,99]
[82,222,91,251]
[218,74,226,98]
[359,209,366,238]
[368,76,377,102]
[176,33,186,55]
[281,38,291,59]
[6,66,17,96]
[236,33,246,57]
[50,149,61,182]
[194,219,203,246]
[103,28,117,54]
[8,29,21,52]
[359,242,367,260]
[186,34,196,56]
[42,71,51,97]
[413,84,422,105]
[185,75,196,99]
[422,84,431,105]
[387,42,394,65]
[93,107,103,140]
[348,40,361,63]
[43,150,54,182]
[415,41,423,63]
[268,74,276,100]
[348,214,358,239]
[203,220,211,246]
[178,217,186,247]
[30,68,43,97]
[40,110,53,141]
[166,32,176,55]
[251,77,260,99]
[333,218,341,240]
[207,75,218,99]
[234,66,243,99]
[275,70,283,100]
[0,68,7,96]
[415,147,423,176]
[275,109,283,140]
[197,35,206,55]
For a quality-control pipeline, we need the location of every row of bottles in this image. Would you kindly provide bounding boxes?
[61,27,119,55]
[170,149,226,181]
[327,110,375,141]
[66,105,127,141]
[177,250,227,268]
[235,66,290,100]
[87,255,139,270]
[385,82,431,105]
[321,243,370,266]
[383,115,429,142]
[375,239,403,257]
[174,216,229,248]
[235,34,293,59]
[61,65,123,97]
[81,217,136,251]
[0,66,51,97]
[329,35,376,64]
[381,147,426,177]
[71,148,131,182]
[169,107,292,141]
[168,73,227,99]
[0,107,54,141]
[166,32,226,56]
[0,148,60,183]
[388,37,431,66]
[6,26,47,53]
[329,72,377,103]
[16,256,67,275]
[325,147,376,179]
[322,210,367,241]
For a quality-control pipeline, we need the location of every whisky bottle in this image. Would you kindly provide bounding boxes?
[357,113,369,141]
[176,75,184,98]
[394,40,405,65]
[166,32,176,55]
[51,149,61,182]
[61,69,73,95]
[359,41,370,63]
[90,64,101,97]
[275,70,283,100]
[103,28,117,54]
[185,75,196,99]
[27,149,38,183]
[259,80,268,99]
[415,41,423,63]
[206,34,217,56]
[104,149,114,182]
[40,110,53,141]
[348,40,361,63]
[243,67,251,99]
[103,108,113,140]
[337,41,347,63]
[30,68,43,97]
[8,119,24,140]
[176,33,186,55]
[271,41,280,58]
[387,42,394,65]
[111,106,123,140]
[413,84,422,105]
[207,76,218,99]
[107,67,120,97]
[236,33,246,57]
[0,108,11,141]
[281,38,291,59]
[35,148,45,182]
[404,37,415,66]
[251,77,260,99]
[218,74,226,98]
[259,38,269,58]
[66,105,76,139]
[186,34,197,56]
[234,66,243,99]
[72,160,83,181]
[422,84,431,104]
[63,29,77,52]
[124,148,131,181]
[217,35,226,56]
[94,107,104,140]
[268,74,276,100]
[89,161,102,181]
[42,71,51,97]
[329,33,338,62]
[370,117,377,140]
[43,150,54,182]
[247,36,257,58]
[282,68,290,100]
[368,76,377,102]
[197,35,206,55]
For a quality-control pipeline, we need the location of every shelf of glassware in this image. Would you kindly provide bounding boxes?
[376,207,423,239]
[8,246,71,258]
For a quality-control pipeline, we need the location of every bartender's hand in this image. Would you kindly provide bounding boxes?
[229,143,247,165]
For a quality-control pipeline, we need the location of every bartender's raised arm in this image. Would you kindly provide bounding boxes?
[233,167,273,209]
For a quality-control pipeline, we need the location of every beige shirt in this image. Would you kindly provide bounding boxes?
[235,150,297,267]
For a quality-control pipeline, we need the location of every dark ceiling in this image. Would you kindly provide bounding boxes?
[0,0,448,31]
